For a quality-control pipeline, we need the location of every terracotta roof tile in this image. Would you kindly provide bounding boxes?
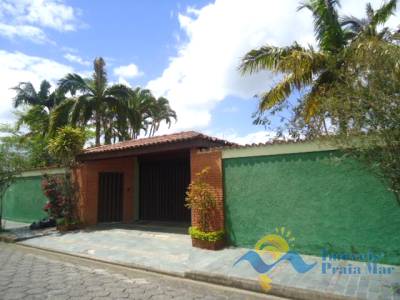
[82,131,233,155]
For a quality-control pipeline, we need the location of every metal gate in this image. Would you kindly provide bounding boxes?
[98,172,124,222]
[139,158,190,222]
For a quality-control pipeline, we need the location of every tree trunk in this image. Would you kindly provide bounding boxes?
[95,113,101,146]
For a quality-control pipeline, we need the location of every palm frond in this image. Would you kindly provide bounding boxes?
[12,82,39,108]
[240,43,304,74]
[340,16,367,32]
[58,73,90,96]
[371,0,397,27]
[49,99,76,136]
[299,0,345,52]
[258,74,297,111]
[104,84,131,100]
[38,80,51,100]
[279,48,326,81]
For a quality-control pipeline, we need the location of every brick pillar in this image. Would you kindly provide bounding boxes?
[190,149,224,232]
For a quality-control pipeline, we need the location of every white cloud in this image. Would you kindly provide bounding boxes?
[0,0,81,43]
[64,53,90,66]
[0,50,73,124]
[114,64,142,78]
[22,0,79,32]
[214,130,275,145]
[147,0,399,132]
[113,63,143,84]
[0,23,48,43]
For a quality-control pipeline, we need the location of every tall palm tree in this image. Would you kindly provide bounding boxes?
[341,0,397,40]
[241,0,344,129]
[240,0,397,133]
[53,57,130,146]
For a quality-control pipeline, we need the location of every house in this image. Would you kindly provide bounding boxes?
[75,131,232,228]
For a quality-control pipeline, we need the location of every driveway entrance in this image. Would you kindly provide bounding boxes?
[139,152,190,223]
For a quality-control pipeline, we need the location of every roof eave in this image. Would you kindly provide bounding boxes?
[77,138,229,161]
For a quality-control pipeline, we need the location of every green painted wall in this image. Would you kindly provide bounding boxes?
[223,151,400,265]
[2,176,47,223]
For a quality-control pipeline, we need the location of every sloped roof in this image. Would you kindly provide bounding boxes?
[79,131,233,160]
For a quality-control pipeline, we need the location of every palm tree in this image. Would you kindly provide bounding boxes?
[13,80,64,112]
[118,88,176,139]
[12,80,65,137]
[148,96,177,137]
[123,88,154,139]
[240,0,397,134]
[53,57,130,146]
[341,0,397,40]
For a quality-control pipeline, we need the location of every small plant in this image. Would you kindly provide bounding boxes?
[185,167,217,232]
[42,175,64,219]
[185,167,224,248]
[42,174,78,226]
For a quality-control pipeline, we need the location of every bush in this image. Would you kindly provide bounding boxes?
[48,126,85,167]
[185,167,217,232]
[42,174,78,225]
[188,227,224,242]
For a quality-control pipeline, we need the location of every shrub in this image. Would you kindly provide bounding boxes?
[48,126,85,168]
[185,167,217,232]
[41,174,78,224]
[188,227,224,242]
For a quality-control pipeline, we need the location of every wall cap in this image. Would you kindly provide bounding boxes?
[15,167,66,178]
[222,141,337,159]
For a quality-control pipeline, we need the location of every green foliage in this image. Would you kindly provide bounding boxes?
[42,174,79,225]
[48,126,85,168]
[188,227,224,242]
[319,38,400,203]
[240,0,398,133]
[185,167,217,232]
[53,58,176,146]
[0,135,25,230]
[4,57,176,169]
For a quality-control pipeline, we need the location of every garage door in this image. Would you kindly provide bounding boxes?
[139,158,190,222]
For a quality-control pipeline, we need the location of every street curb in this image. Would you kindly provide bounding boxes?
[17,243,357,300]
[17,243,186,279]
[0,234,17,243]
[185,271,358,300]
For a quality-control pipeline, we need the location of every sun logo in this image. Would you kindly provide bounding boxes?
[234,226,316,293]
[254,227,295,291]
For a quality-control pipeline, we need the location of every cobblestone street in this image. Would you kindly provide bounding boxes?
[0,243,279,300]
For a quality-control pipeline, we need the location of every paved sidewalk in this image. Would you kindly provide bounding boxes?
[0,220,56,242]
[1,243,277,300]
[18,226,400,300]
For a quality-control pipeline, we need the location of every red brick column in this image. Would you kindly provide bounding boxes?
[190,149,224,231]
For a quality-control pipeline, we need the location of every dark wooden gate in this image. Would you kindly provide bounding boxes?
[98,172,124,222]
[139,157,190,222]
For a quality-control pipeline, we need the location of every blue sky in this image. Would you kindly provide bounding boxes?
[0,0,398,144]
